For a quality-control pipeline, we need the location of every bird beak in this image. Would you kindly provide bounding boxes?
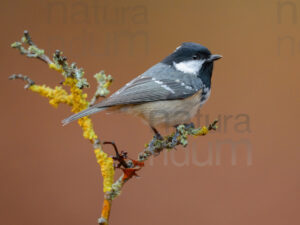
[207,54,222,62]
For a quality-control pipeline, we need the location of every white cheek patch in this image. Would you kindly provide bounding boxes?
[173,59,205,75]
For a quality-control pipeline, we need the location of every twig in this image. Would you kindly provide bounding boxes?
[89,71,113,106]
[9,74,35,89]
[18,30,52,64]
[23,30,35,46]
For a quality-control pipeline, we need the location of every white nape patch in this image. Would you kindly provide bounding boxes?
[173,59,205,75]
[152,77,175,94]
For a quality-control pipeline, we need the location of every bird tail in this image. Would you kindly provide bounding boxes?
[62,106,107,126]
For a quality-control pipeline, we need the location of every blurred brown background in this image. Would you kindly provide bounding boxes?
[1,0,299,225]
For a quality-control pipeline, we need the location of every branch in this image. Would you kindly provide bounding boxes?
[9,74,35,89]
[11,30,52,64]
[104,121,218,201]
[10,30,218,225]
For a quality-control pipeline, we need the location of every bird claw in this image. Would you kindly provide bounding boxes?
[171,130,180,147]
[155,133,164,141]
[148,133,164,155]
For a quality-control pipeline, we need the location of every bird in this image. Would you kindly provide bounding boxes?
[62,42,222,138]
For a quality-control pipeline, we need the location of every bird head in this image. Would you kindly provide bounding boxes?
[162,42,222,76]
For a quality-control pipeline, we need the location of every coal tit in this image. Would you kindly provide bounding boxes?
[63,42,222,136]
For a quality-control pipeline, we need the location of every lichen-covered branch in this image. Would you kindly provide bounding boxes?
[11,30,52,64]
[105,121,218,201]
[10,30,115,209]
[89,71,113,106]
[10,31,218,225]
[9,74,35,89]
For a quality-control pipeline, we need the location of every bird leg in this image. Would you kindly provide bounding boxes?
[151,126,164,140]
[171,127,180,146]
[148,126,164,154]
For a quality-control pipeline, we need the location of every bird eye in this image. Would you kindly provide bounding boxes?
[192,55,199,60]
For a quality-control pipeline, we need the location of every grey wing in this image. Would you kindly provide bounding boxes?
[95,63,203,107]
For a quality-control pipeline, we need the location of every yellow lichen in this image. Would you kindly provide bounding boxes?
[103,79,112,89]
[29,85,72,107]
[28,75,114,194]
[63,77,88,112]
[49,63,63,73]
[78,117,98,141]
[194,126,208,136]
[62,77,98,141]
[94,148,115,192]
